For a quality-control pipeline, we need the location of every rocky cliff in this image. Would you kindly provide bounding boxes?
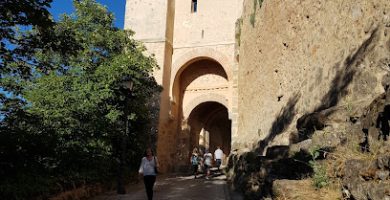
[230,0,390,199]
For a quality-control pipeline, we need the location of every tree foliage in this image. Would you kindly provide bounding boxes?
[0,0,161,199]
[0,0,80,85]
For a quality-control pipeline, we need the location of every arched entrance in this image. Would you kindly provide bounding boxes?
[170,56,232,170]
[188,102,231,157]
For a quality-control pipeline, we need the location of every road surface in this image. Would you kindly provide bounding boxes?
[91,172,243,200]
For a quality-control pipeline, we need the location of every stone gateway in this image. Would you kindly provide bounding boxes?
[124,0,243,172]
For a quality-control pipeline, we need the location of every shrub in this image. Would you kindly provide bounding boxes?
[311,162,329,188]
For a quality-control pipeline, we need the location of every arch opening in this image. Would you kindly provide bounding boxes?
[172,58,228,106]
[171,57,231,171]
[188,102,231,161]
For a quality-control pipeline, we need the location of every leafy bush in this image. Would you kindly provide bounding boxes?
[311,162,329,188]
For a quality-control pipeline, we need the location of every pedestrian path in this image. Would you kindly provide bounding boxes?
[91,172,243,200]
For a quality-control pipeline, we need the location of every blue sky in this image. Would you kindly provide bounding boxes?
[50,0,126,29]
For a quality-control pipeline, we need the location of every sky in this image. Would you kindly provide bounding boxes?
[50,0,126,29]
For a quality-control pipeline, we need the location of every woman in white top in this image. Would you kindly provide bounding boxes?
[139,148,159,200]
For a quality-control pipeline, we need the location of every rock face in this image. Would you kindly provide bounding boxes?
[343,158,390,200]
[226,148,313,199]
[228,0,390,199]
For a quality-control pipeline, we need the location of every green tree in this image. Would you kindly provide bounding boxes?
[0,0,161,199]
[24,0,161,186]
[0,1,80,198]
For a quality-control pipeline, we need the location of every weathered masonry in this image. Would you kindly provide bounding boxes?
[125,0,243,172]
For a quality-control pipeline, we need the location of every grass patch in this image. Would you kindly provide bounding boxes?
[274,179,341,200]
[321,128,384,182]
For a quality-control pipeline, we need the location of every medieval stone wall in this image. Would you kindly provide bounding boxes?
[124,0,167,41]
[236,0,390,151]
[173,0,242,47]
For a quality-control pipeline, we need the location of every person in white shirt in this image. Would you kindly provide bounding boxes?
[203,149,213,179]
[139,148,159,200]
[214,146,223,171]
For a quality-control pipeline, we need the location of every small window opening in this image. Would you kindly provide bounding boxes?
[191,0,198,13]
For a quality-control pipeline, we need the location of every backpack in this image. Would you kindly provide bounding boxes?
[191,155,198,165]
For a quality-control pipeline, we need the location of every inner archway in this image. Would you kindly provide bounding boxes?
[170,56,232,171]
[188,102,231,160]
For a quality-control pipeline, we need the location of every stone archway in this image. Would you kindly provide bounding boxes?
[188,102,231,158]
[170,56,232,171]
[171,57,229,108]
[183,93,229,119]
[171,48,232,94]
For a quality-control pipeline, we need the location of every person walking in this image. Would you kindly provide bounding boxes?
[139,148,159,200]
[190,147,199,179]
[203,149,213,179]
[214,146,223,172]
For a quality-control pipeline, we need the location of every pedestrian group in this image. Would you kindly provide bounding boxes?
[190,146,224,179]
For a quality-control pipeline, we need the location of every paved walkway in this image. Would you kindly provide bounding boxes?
[91,172,243,200]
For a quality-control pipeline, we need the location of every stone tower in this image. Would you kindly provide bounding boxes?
[125,0,243,172]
